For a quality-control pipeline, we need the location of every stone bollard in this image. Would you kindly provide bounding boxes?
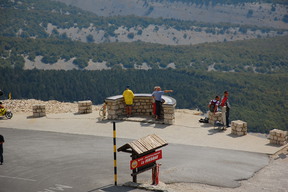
[268,129,288,145]
[32,104,46,117]
[208,111,222,125]
[231,120,247,136]
[78,100,92,114]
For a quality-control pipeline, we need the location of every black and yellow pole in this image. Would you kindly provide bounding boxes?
[113,122,117,186]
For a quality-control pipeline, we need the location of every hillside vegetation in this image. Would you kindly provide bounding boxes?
[56,0,288,29]
[0,69,287,133]
[1,36,288,73]
[1,0,287,46]
[0,0,288,133]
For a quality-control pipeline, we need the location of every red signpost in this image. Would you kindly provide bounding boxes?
[130,150,162,170]
[117,134,168,185]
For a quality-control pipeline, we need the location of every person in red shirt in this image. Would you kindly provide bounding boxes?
[220,91,231,127]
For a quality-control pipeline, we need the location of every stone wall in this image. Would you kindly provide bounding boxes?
[105,96,153,119]
[268,129,288,145]
[105,94,176,125]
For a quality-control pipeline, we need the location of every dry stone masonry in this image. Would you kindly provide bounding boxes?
[268,129,288,146]
[105,96,153,119]
[163,104,175,124]
[208,111,222,125]
[32,104,46,117]
[78,100,93,114]
[105,94,176,125]
[231,120,248,136]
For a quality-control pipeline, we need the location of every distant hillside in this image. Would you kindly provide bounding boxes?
[1,36,287,73]
[1,0,288,134]
[55,0,288,29]
[1,68,287,133]
[1,0,288,45]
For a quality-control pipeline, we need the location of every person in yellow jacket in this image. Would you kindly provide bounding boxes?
[122,85,134,117]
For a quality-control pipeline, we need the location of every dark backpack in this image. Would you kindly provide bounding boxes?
[199,117,209,123]
[209,100,217,112]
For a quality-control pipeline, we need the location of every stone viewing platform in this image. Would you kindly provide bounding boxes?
[105,93,176,125]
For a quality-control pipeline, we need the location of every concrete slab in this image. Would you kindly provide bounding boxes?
[0,128,154,192]
[0,110,286,155]
[0,128,270,191]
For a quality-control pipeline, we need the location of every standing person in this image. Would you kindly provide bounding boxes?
[122,85,134,117]
[152,86,173,120]
[208,96,220,114]
[220,91,231,127]
[0,134,4,165]
[152,86,158,117]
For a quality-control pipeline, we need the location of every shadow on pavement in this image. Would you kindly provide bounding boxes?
[274,153,287,160]
[226,133,245,138]
[88,184,141,192]
[208,128,225,135]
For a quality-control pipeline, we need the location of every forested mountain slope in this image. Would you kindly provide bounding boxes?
[1,0,288,46]
[1,0,288,133]
[1,36,287,73]
[0,69,287,133]
[55,0,288,29]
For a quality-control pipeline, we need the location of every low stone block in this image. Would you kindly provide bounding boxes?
[268,129,287,146]
[231,120,248,136]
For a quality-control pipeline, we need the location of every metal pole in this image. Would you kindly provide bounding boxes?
[113,122,117,186]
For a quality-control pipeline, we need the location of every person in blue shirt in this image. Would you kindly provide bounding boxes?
[152,86,173,120]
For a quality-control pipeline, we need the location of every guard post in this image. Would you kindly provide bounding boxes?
[117,134,168,185]
[113,122,117,186]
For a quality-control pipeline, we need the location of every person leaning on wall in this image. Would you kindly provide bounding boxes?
[152,86,173,120]
[122,85,134,117]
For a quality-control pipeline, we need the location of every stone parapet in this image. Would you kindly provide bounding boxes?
[105,94,176,125]
[32,104,46,117]
[231,120,248,136]
[268,129,288,145]
[78,100,93,114]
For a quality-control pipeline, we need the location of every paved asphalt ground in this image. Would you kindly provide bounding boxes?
[0,128,148,192]
[0,127,269,192]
